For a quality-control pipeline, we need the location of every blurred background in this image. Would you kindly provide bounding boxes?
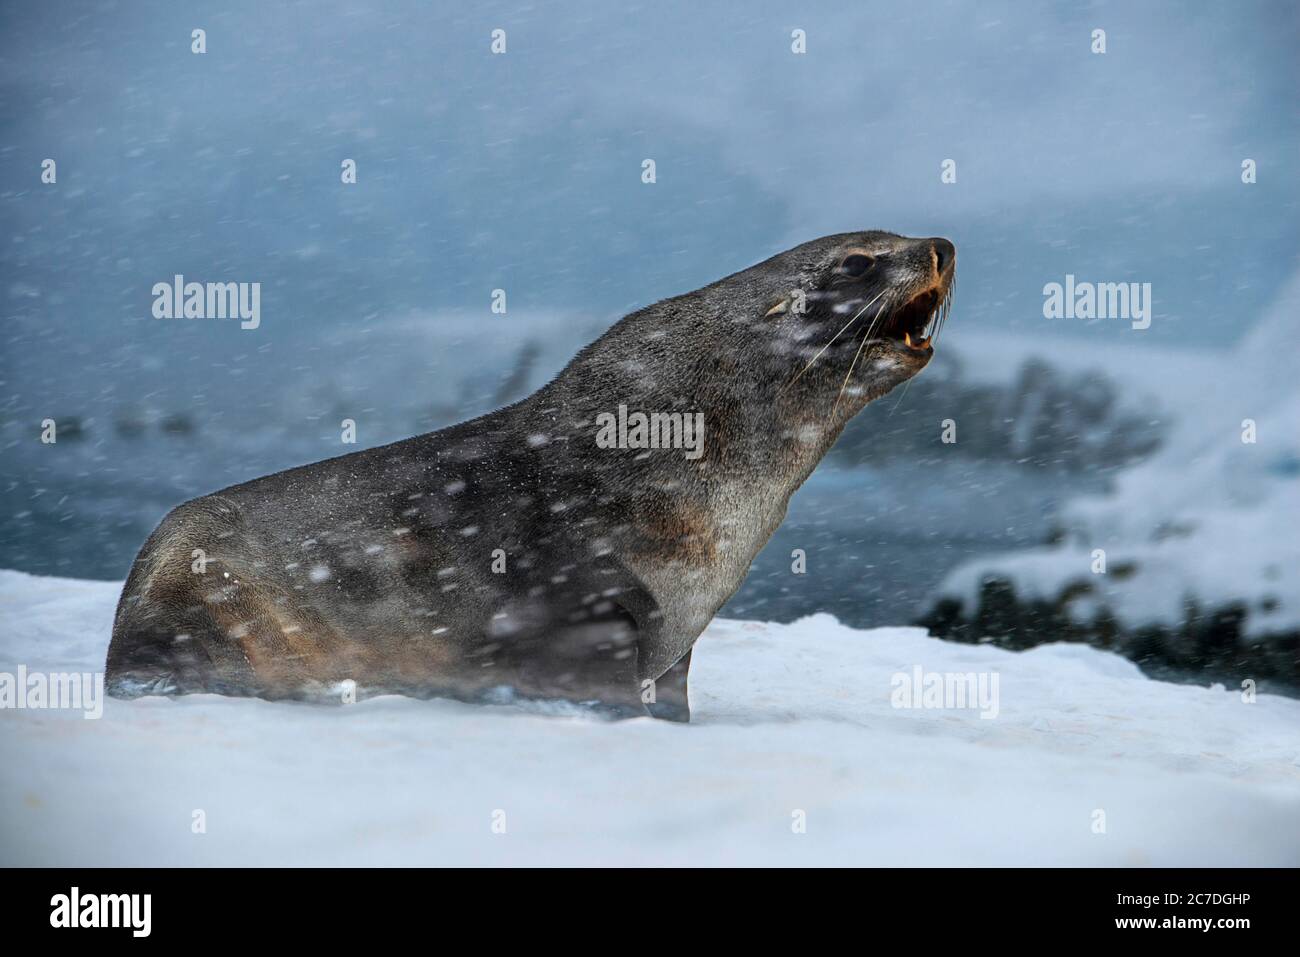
[2,0,1297,688]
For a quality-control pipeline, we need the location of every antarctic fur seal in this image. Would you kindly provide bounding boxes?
[106,231,956,720]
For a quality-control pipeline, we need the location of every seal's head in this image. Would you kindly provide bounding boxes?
[750,231,956,417]
[560,230,956,465]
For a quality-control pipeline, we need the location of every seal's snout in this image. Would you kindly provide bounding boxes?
[930,237,955,277]
[882,237,955,353]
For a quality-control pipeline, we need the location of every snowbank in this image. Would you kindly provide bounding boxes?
[1,569,1297,866]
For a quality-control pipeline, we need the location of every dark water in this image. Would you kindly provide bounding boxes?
[722,462,1095,628]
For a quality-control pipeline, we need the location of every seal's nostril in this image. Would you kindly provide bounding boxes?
[931,238,955,275]
[930,238,955,275]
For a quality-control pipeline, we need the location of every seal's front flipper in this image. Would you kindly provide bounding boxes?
[504,597,648,718]
[646,648,691,723]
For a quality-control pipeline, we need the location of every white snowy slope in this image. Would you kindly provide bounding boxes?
[1,569,1298,867]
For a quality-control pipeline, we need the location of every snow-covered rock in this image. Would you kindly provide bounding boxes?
[921,271,1300,683]
[1,570,1297,866]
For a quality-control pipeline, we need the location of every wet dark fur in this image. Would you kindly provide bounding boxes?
[106,231,954,720]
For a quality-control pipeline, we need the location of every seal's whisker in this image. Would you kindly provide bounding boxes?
[862,289,899,342]
[831,327,872,418]
[784,289,887,389]
[888,376,914,417]
[932,276,955,346]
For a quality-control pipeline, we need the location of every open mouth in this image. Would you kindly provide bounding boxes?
[880,287,949,352]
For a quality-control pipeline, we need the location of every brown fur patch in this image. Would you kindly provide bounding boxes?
[635,495,720,565]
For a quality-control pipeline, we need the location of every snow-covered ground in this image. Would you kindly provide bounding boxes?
[2,569,1297,867]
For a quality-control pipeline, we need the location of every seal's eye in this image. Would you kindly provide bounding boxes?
[838,253,873,278]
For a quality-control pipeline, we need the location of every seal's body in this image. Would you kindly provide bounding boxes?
[107,231,955,720]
